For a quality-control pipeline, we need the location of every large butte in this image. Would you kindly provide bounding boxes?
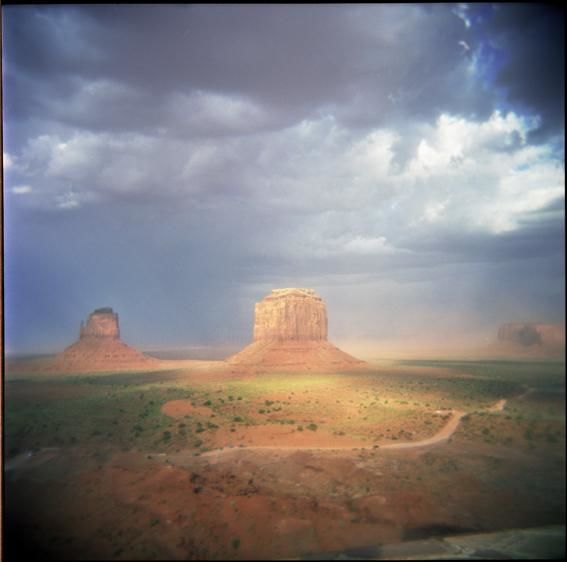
[57,307,158,370]
[228,288,366,370]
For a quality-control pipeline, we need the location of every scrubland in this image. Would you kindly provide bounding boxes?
[4,359,565,559]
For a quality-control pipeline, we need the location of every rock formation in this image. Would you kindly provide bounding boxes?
[490,322,565,357]
[56,307,159,371]
[497,323,565,347]
[253,288,328,342]
[79,307,120,339]
[229,288,365,371]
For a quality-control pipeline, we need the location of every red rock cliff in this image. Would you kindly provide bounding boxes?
[253,288,328,342]
[55,307,159,371]
[80,307,120,339]
[229,288,365,370]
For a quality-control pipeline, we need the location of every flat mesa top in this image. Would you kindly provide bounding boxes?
[93,307,115,315]
[268,288,319,298]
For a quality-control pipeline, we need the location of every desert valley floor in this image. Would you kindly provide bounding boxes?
[3,357,566,559]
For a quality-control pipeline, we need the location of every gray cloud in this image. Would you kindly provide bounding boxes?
[2,4,564,354]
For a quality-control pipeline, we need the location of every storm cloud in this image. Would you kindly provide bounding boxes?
[3,4,564,355]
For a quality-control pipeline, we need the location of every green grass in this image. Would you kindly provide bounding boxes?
[5,359,564,455]
[398,359,565,388]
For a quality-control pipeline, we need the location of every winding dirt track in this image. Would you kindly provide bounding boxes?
[202,394,520,459]
[378,409,466,450]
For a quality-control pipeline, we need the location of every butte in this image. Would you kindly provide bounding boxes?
[228,288,366,371]
[55,307,159,371]
[490,322,566,358]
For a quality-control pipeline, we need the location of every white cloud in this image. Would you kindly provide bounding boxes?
[342,236,396,254]
[165,90,272,136]
[3,152,14,169]
[453,3,471,28]
[56,191,81,210]
[395,110,565,233]
[8,110,564,252]
[11,185,33,195]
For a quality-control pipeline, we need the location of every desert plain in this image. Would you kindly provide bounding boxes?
[4,356,566,560]
[3,296,566,559]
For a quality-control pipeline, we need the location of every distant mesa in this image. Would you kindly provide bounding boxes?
[498,323,565,347]
[228,288,366,370]
[58,307,158,371]
[491,322,565,357]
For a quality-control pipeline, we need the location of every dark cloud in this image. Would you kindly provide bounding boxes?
[1,5,498,139]
[2,4,564,353]
[468,3,565,141]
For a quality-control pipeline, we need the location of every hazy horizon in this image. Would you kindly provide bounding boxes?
[3,4,565,355]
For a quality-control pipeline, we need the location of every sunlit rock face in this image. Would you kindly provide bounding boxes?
[58,307,158,371]
[253,288,328,342]
[80,307,120,340]
[229,288,365,371]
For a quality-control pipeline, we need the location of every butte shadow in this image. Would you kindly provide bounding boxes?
[227,288,366,371]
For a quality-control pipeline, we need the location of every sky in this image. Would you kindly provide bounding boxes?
[2,3,565,356]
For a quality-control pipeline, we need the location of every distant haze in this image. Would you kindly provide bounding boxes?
[3,4,565,355]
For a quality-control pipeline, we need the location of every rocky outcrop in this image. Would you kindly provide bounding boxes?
[57,307,159,371]
[253,288,328,342]
[229,288,365,371]
[79,308,120,339]
[488,322,566,358]
[497,323,565,348]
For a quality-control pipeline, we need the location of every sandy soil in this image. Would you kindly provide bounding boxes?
[5,436,564,560]
[156,392,528,460]
[161,400,215,418]
[4,359,564,560]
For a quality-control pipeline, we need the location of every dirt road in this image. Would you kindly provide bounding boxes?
[379,409,466,450]
[201,394,517,459]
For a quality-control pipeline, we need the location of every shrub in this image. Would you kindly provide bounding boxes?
[307,423,318,431]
